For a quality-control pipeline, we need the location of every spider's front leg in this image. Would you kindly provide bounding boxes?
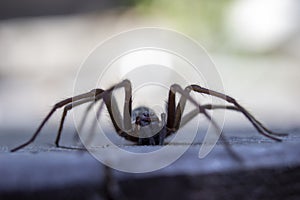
[10,89,103,152]
[165,84,242,161]
[10,80,136,152]
[54,96,101,147]
[189,85,287,140]
[64,79,138,145]
[166,84,226,136]
[167,83,286,141]
[102,80,133,136]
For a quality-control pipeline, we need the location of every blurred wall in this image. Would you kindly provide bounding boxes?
[0,0,299,130]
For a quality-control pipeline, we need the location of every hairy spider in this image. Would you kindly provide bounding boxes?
[11,79,287,152]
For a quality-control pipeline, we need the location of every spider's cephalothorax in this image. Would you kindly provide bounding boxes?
[11,79,287,152]
[131,106,165,145]
[132,106,158,127]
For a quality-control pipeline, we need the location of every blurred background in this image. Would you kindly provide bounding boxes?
[0,0,299,134]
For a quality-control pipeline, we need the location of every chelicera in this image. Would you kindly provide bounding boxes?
[11,79,287,152]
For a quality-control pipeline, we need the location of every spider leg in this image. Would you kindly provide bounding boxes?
[72,90,104,144]
[68,79,137,147]
[179,105,238,129]
[11,79,135,152]
[169,84,285,141]
[72,102,94,145]
[189,85,287,140]
[55,96,98,147]
[158,113,167,145]
[167,85,224,135]
[73,89,125,147]
[203,104,287,137]
[171,88,239,130]
[166,84,242,161]
[68,79,137,146]
[10,89,102,152]
[83,79,137,143]
[85,100,105,146]
[99,80,134,134]
[55,80,136,147]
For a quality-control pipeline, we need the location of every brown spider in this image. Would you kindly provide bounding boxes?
[11,79,287,152]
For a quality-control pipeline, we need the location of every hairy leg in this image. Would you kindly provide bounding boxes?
[189,85,287,140]
[11,79,136,152]
[10,89,102,152]
[169,84,285,141]
[166,84,242,161]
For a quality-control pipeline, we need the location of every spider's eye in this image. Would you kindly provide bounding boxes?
[143,112,149,117]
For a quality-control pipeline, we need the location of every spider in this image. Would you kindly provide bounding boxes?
[11,79,287,152]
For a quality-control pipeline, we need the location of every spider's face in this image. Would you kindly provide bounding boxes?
[136,112,151,127]
[132,106,159,127]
